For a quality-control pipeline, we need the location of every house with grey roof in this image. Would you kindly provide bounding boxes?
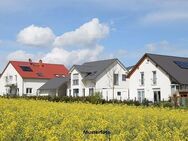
[127,53,188,106]
[38,77,69,97]
[67,58,129,101]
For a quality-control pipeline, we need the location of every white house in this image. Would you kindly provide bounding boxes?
[127,53,188,103]
[0,59,68,96]
[67,59,129,101]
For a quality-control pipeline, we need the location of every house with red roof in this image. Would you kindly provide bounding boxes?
[0,59,68,96]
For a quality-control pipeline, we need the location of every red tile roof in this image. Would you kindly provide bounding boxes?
[8,61,69,79]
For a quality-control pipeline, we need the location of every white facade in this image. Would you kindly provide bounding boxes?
[129,57,172,102]
[68,61,129,101]
[0,63,48,96]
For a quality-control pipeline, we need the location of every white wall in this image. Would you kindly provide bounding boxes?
[23,79,48,96]
[95,62,129,100]
[0,63,23,96]
[129,57,172,102]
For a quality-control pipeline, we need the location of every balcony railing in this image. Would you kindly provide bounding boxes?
[5,79,17,87]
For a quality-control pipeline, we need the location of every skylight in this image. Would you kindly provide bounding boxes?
[174,61,188,69]
[20,66,33,72]
[36,72,43,77]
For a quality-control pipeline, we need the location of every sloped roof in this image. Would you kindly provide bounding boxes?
[2,61,69,79]
[126,65,135,71]
[73,58,126,80]
[39,77,69,90]
[128,53,188,85]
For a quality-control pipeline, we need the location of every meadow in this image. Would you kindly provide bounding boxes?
[0,98,187,141]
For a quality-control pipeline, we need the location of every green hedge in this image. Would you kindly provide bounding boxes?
[0,94,174,107]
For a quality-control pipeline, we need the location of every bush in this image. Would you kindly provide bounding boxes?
[87,92,102,104]
[0,95,176,108]
[142,98,151,106]
[161,101,174,108]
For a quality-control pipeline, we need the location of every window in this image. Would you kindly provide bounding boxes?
[73,74,79,85]
[140,72,144,86]
[83,88,85,97]
[122,74,126,81]
[89,88,94,96]
[20,66,33,72]
[26,88,32,94]
[153,90,161,103]
[113,74,119,85]
[5,76,8,82]
[152,71,157,85]
[117,92,121,96]
[137,90,145,103]
[9,76,13,81]
[73,89,79,97]
[73,80,79,85]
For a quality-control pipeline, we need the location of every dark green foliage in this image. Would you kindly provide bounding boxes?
[0,95,176,108]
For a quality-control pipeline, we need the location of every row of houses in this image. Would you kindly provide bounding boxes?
[0,53,188,105]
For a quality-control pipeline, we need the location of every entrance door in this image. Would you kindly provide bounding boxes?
[153,90,161,103]
[73,89,79,97]
[137,89,145,103]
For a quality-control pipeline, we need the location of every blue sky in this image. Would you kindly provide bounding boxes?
[1,0,188,71]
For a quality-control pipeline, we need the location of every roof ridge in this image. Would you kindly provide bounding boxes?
[83,58,118,64]
[9,60,66,66]
[146,53,188,59]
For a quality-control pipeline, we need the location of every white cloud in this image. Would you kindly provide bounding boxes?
[42,45,103,67]
[8,18,109,66]
[54,18,109,48]
[145,40,169,52]
[142,11,188,24]
[17,25,55,47]
[145,40,188,57]
[7,50,35,61]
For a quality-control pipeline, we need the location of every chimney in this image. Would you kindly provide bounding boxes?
[39,59,43,67]
[29,58,32,65]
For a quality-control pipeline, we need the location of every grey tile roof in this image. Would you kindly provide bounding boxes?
[74,58,123,80]
[147,53,188,84]
[39,77,69,90]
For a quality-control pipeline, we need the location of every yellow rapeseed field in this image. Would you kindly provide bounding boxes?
[0,98,187,141]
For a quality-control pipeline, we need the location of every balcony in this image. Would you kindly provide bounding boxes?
[4,76,17,87]
[5,81,17,87]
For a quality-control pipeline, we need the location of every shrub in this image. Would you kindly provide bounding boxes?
[87,92,102,104]
[142,98,151,106]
